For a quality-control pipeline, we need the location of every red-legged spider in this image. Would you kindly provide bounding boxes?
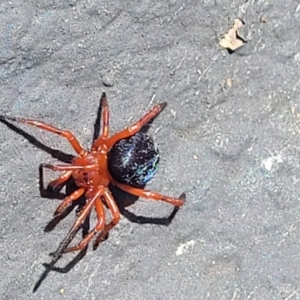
[0,93,185,259]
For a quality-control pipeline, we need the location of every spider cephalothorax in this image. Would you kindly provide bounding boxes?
[0,93,185,260]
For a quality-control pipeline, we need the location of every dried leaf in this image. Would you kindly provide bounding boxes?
[260,14,267,23]
[219,18,246,51]
[226,77,232,88]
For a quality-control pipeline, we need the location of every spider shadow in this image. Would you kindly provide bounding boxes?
[1,97,183,291]
[38,180,182,276]
[33,137,181,292]
[33,172,184,292]
[40,102,180,273]
[0,119,74,166]
[40,100,180,271]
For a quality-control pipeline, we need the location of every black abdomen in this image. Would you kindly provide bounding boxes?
[108,132,159,187]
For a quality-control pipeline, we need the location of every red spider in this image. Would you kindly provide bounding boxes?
[0,93,185,259]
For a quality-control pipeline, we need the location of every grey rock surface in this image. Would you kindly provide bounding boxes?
[1,1,300,299]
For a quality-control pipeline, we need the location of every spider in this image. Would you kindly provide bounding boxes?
[0,93,185,259]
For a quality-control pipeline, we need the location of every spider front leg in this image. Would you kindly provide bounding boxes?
[40,163,99,215]
[39,164,73,197]
[0,114,87,156]
[91,92,110,150]
[41,163,98,172]
[47,171,73,189]
[99,92,109,139]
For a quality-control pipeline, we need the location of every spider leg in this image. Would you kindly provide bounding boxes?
[100,92,109,139]
[113,182,186,207]
[0,115,87,156]
[63,198,106,253]
[41,163,98,172]
[93,188,120,250]
[91,93,109,149]
[47,171,73,188]
[54,188,85,216]
[121,205,181,226]
[39,163,73,196]
[50,187,104,259]
[106,102,166,149]
[39,164,73,194]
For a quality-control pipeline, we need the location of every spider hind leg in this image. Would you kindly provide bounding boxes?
[107,102,167,149]
[114,182,186,207]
